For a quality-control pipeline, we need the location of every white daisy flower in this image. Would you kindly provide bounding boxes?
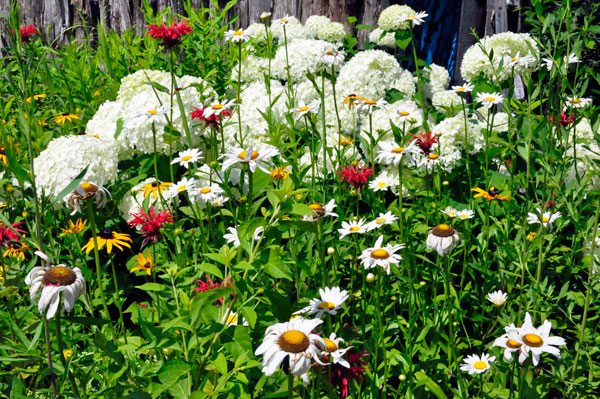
[167,177,196,197]
[209,195,229,207]
[220,146,279,173]
[225,29,252,43]
[317,332,351,368]
[254,317,326,376]
[475,92,504,108]
[487,290,507,306]
[357,98,387,114]
[25,252,86,319]
[504,52,536,68]
[294,286,349,318]
[302,200,339,222]
[542,53,579,71]
[338,219,367,239]
[527,208,561,229]
[398,11,429,26]
[171,148,203,169]
[223,226,264,247]
[452,82,474,93]
[417,153,444,170]
[456,209,474,220]
[507,312,566,366]
[426,224,459,257]
[203,99,236,118]
[359,235,405,274]
[375,140,417,166]
[493,323,524,362]
[136,106,168,123]
[369,174,394,192]
[65,181,111,215]
[365,211,398,231]
[565,96,592,109]
[293,101,319,121]
[321,49,345,67]
[274,15,294,25]
[191,184,225,203]
[222,310,249,326]
[440,206,458,218]
[460,353,495,374]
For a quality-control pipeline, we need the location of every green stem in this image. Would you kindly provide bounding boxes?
[288,373,294,399]
[85,202,111,324]
[44,318,58,399]
[54,312,81,399]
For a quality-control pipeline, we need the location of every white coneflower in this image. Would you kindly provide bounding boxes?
[25,252,86,319]
[426,224,459,256]
[254,317,325,376]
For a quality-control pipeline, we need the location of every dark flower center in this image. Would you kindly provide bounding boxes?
[432,224,456,237]
[62,112,70,116]
[99,229,114,239]
[488,187,499,197]
[151,181,158,187]
[43,266,76,286]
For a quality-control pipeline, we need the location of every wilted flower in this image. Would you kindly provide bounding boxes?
[426,224,459,256]
[66,182,111,215]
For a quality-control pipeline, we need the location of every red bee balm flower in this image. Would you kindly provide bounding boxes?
[17,24,39,42]
[128,206,174,247]
[548,113,575,128]
[146,19,192,48]
[193,277,233,305]
[191,106,232,129]
[337,163,373,190]
[0,222,25,247]
[411,131,439,154]
[329,351,369,398]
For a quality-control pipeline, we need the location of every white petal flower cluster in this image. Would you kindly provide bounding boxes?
[572,118,595,143]
[87,69,215,156]
[304,15,331,36]
[377,4,418,31]
[316,22,346,44]
[270,17,313,43]
[272,39,337,82]
[431,90,462,113]
[391,69,417,99]
[362,100,423,142]
[33,135,119,202]
[336,50,407,101]
[564,142,600,191]
[233,54,270,83]
[245,23,268,43]
[423,64,451,98]
[369,28,396,48]
[460,32,540,83]
[433,113,484,154]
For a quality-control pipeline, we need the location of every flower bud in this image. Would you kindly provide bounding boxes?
[366,273,376,282]
[327,247,335,255]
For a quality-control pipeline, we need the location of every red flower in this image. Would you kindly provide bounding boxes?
[329,351,369,398]
[337,163,373,190]
[411,131,439,154]
[128,206,174,247]
[548,113,575,128]
[0,222,25,248]
[193,276,232,305]
[191,106,232,129]
[12,24,39,43]
[146,19,192,49]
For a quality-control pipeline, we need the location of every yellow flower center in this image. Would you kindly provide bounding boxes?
[572,98,581,103]
[349,226,361,232]
[485,97,496,102]
[147,110,158,115]
[371,248,390,259]
[308,203,323,211]
[226,314,238,324]
[299,106,310,112]
[432,224,456,237]
[238,150,259,160]
[177,185,187,192]
[392,147,405,153]
[506,339,522,349]
[318,301,335,310]
[399,111,410,116]
[457,87,466,91]
[428,154,439,160]
[459,214,467,219]
[377,182,387,188]
[407,15,415,19]
[181,155,193,161]
[473,361,488,370]
[376,218,385,225]
[43,266,76,286]
[212,104,224,109]
[523,333,544,348]
[364,100,377,105]
[542,217,549,223]
[199,188,212,194]
[511,57,517,62]
[79,183,98,194]
[323,338,338,352]
[278,330,310,353]
[233,31,244,36]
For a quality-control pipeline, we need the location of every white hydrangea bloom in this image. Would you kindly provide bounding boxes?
[317,22,346,44]
[364,100,423,142]
[460,32,540,83]
[34,135,119,201]
[305,15,331,35]
[565,142,600,191]
[117,69,172,103]
[432,90,462,112]
[369,28,396,48]
[432,114,485,156]
[423,64,451,98]
[85,100,128,159]
[232,54,270,83]
[271,17,313,43]
[391,69,417,99]
[245,23,268,43]
[336,50,406,101]
[475,107,510,133]
[272,39,337,82]
[573,118,595,143]
[377,4,418,31]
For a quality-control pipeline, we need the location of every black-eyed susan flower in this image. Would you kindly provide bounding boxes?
[138,181,172,200]
[25,252,86,319]
[52,113,80,124]
[342,94,364,110]
[4,241,28,260]
[81,230,132,254]
[426,224,459,256]
[270,167,290,181]
[471,186,511,201]
[26,93,46,103]
[0,145,7,166]
[63,349,74,360]
[339,136,354,146]
[61,219,87,235]
[131,251,155,275]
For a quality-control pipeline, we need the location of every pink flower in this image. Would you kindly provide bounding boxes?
[337,163,373,190]
[410,131,439,154]
[146,19,192,48]
[0,221,25,248]
[329,351,369,398]
[128,206,174,247]
[193,277,233,305]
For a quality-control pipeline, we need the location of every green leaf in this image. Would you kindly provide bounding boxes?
[114,118,124,139]
[346,16,357,24]
[50,165,90,205]
[158,360,191,388]
[414,371,447,399]
[4,143,30,184]
[355,24,374,30]
[136,282,167,292]
[144,80,169,93]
